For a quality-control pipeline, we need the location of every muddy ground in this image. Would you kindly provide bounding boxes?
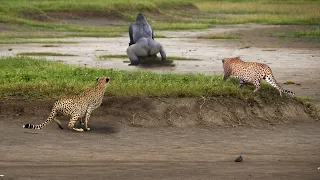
[1,24,320,179]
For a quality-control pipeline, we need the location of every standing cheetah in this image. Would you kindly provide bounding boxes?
[23,77,110,132]
[222,57,294,97]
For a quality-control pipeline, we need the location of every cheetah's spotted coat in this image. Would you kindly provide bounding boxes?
[222,57,294,97]
[23,77,110,132]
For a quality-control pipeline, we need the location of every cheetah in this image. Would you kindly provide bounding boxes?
[222,57,294,97]
[23,77,110,132]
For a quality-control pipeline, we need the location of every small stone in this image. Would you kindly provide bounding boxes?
[8,48,12,51]
[235,155,243,162]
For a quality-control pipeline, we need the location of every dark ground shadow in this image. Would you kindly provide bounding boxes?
[126,55,175,68]
[56,117,120,135]
[84,123,120,134]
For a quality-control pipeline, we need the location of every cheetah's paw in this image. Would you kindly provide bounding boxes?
[73,128,84,132]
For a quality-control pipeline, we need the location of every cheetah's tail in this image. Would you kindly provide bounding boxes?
[23,108,57,129]
[264,75,295,96]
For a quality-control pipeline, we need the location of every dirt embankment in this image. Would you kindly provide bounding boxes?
[19,4,199,26]
[0,97,317,128]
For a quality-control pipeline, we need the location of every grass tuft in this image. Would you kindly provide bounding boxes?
[198,35,241,39]
[294,28,320,37]
[17,52,77,56]
[0,32,121,39]
[0,40,78,44]
[153,34,169,38]
[42,44,59,47]
[283,80,295,85]
[99,54,128,59]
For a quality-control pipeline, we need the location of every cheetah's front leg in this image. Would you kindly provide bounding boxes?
[83,108,93,131]
[53,117,63,129]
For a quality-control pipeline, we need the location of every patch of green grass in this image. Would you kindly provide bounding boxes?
[195,1,320,15]
[0,14,126,32]
[283,80,295,85]
[0,40,78,44]
[153,23,212,30]
[294,28,320,37]
[42,45,59,47]
[99,54,200,61]
[195,1,320,25]
[0,32,121,39]
[198,35,241,39]
[294,96,319,119]
[203,14,320,25]
[272,28,320,40]
[0,33,62,39]
[99,54,128,59]
[66,33,121,38]
[275,32,287,38]
[17,52,77,56]
[0,0,193,13]
[0,56,287,100]
[153,34,168,38]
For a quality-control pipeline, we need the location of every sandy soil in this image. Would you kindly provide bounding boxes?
[1,24,320,179]
[1,24,319,98]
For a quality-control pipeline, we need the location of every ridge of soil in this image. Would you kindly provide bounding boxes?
[21,10,126,25]
[0,97,317,128]
[19,4,199,25]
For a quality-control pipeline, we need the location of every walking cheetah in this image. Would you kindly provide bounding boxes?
[23,77,110,132]
[222,57,294,97]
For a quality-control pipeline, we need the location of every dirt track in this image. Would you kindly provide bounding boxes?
[1,117,320,179]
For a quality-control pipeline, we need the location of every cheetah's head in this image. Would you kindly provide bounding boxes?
[96,77,110,84]
[222,57,242,64]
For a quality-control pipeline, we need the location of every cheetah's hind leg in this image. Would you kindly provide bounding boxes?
[53,118,63,129]
[239,79,245,88]
[253,80,261,93]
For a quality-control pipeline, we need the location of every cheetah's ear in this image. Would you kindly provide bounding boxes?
[96,77,99,81]
[106,77,110,83]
